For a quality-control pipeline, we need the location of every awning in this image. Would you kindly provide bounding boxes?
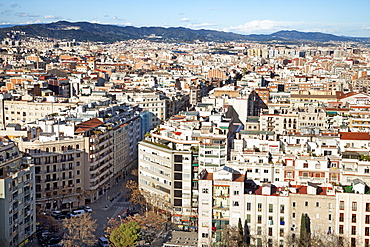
[61,198,78,204]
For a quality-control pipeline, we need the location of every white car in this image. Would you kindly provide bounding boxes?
[82,206,92,212]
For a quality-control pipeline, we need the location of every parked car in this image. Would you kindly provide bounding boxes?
[98,236,109,247]
[50,211,61,217]
[54,214,66,220]
[82,206,92,212]
[71,209,85,217]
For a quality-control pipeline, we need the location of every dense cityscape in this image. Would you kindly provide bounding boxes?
[1,26,370,247]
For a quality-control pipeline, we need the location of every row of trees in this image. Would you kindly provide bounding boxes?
[106,180,170,247]
[37,210,98,246]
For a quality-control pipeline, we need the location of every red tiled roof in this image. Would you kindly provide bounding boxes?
[75,118,104,133]
[232,174,245,182]
[340,132,370,140]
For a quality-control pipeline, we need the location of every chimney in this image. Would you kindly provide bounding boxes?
[262,183,272,195]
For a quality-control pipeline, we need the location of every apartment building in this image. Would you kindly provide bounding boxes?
[119,91,167,129]
[198,170,370,247]
[0,95,77,125]
[198,168,291,247]
[14,101,142,207]
[0,138,36,247]
[138,140,195,228]
[112,115,141,184]
[15,134,87,210]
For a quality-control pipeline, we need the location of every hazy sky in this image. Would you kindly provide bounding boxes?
[1,0,369,37]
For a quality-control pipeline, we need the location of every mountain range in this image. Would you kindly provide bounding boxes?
[1,21,369,44]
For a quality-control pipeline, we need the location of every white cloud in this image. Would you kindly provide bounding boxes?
[112,16,124,21]
[226,20,293,34]
[16,12,40,17]
[44,15,63,19]
[181,18,190,22]
[188,22,217,28]
[10,3,20,8]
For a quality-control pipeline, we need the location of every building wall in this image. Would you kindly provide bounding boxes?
[16,137,87,210]
[0,142,36,247]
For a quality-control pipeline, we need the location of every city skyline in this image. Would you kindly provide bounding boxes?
[0,0,370,37]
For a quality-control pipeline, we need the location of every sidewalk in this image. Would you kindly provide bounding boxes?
[91,174,137,210]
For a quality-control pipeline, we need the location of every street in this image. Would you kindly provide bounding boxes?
[89,176,135,239]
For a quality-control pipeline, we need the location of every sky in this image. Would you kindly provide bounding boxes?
[0,0,370,37]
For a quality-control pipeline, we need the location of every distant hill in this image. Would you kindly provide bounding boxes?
[0,21,369,43]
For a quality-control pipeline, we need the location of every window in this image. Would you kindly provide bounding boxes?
[264,170,269,173]
[246,214,251,223]
[275,169,280,174]
[257,215,262,224]
[257,226,262,235]
[292,213,295,219]
[202,233,208,238]
[316,202,320,207]
[340,201,344,210]
[280,204,285,213]
[305,201,308,207]
[365,168,370,174]
[280,217,285,225]
[292,202,296,208]
[366,227,370,236]
[339,225,344,234]
[352,214,356,223]
[269,204,273,213]
[328,214,332,221]
[351,226,356,235]
[302,172,309,177]
[202,188,208,194]
[352,202,357,211]
[258,203,262,212]
[233,201,239,207]
[366,215,370,224]
[303,163,308,168]
[234,190,239,195]
[268,227,273,236]
[366,203,370,212]
[247,203,251,211]
[339,213,344,222]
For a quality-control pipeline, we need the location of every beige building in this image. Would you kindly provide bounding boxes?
[1,97,77,125]
[16,135,87,210]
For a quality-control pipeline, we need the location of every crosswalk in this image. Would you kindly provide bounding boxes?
[113,201,130,205]
[111,206,127,218]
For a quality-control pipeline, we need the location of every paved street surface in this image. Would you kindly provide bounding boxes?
[89,175,136,239]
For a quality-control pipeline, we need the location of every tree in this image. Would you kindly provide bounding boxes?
[244,220,251,246]
[285,231,354,247]
[125,180,149,211]
[299,213,311,247]
[36,210,61,232]
[110,221,141,247]
[62,213,97,247]
[237,218,245,247]
[125,213,167,230]
[219,225,240,247]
